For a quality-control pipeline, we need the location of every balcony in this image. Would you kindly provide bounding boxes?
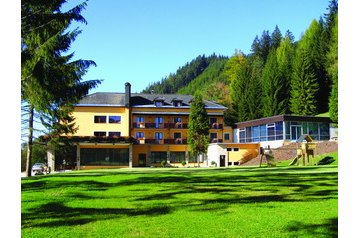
[210,123,223,129]
[164,123,188,129]
[136,138,187,144]
[211,138,223,143]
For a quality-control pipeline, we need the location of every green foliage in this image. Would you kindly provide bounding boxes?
[261,50,286,117]
[327,15,338,123]
[188,94,210,157]
[21,0,101,176]
[290,49,319,115]
[298,19,330,113]
[143,54,227,94]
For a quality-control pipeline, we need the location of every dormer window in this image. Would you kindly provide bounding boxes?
[171,97,183,107]
[154,97,165,107]
[154,101,163,107]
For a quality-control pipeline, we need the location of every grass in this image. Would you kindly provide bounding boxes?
[22,162,338,237]
[277,151,338,167]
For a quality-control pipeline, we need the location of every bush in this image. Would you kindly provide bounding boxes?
[181,161,187,166]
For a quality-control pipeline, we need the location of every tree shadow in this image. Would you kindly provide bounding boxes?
[317,156,335,165]
[22,201,172,228]
[286,217,338,237]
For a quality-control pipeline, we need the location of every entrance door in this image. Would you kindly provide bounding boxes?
[138,154,146,167]
[219,155,225,167]
[291,125,303,141]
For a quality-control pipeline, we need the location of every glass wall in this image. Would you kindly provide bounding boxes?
[239,121,284,143]
[238,120,330,143]
[238,120,329,142]
[81,148,129,166]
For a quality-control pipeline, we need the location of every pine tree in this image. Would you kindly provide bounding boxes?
[290,49,319,115]
[188,94,210,166]
[21,0,101,176]
[271,25,282,49]
[261,49,285,117]
[276,34,296,114]
[299,19,330,113]
[327,15,338,123]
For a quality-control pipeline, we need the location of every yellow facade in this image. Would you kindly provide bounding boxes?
[65,94,240,169]
[71,106,130,136]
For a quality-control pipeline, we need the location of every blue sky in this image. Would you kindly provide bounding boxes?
[66,0,331,94]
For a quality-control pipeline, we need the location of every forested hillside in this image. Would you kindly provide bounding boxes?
[142,0,338,126]
[142,54,228,94]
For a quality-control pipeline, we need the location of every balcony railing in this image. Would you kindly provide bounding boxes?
[133,122,188,129]
[211,138,223,143]
[136,138,188,144]
[210,123,223,129]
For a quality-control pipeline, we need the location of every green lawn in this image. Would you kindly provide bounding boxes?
[22,163,338,237]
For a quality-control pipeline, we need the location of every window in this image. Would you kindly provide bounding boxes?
[108,132,121,137]
[151,152,167,163]
[154,101,163,107]
[136,132,144,139]
[210,117,218,125]
[109,116,121,123]
[94,131,106,137]
[227,148,232,151]
[94,116,106,123]
[276,121,283,140]
[155,132,163,140]
[319,123,330,140]
[136,117,144,123]
[174,132,181,139]
[267,123,275,141]
[173,101,182,107]
[260,125,267,141]
[80,148,129,166]
[233,148,239,151]
[174,117,182,123]
[170,152,185,163]
[224,133,230,141]
[239,128,246,143]
[155,117,163,128]
[252,126,260,142]
[308,122,319,140]
[210,133,218,142]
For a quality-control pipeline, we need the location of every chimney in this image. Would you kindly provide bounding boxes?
[125,82,131,107]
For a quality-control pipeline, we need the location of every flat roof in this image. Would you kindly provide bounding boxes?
[235,114,332,128]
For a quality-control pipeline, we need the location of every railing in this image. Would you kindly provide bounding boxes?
[211,138,223,143]
[136,138,188,144]
[133,122,188,129]
[210,123,223,129]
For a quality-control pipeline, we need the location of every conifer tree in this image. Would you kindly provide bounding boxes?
[290,49,319,115]
[271,25,283,49]
[261,50,286,117]
[21,0,101,176]
[327,15,338,123]
[188,94,210,166]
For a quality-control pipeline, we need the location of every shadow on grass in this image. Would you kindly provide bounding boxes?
[286,217,338,237]
[22,166,338,229]
[22,201,171,228]
[317,156,335,165]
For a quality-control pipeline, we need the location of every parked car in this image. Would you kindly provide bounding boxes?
[32,163,48,175]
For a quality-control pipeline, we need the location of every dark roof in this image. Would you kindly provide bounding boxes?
[76,92,227,109]
[235,114,332,128]
[77,92,126,106]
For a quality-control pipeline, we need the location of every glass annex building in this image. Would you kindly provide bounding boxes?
[234,115,332,144]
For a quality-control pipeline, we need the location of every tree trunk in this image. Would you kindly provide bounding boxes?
[26,105,34,177]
